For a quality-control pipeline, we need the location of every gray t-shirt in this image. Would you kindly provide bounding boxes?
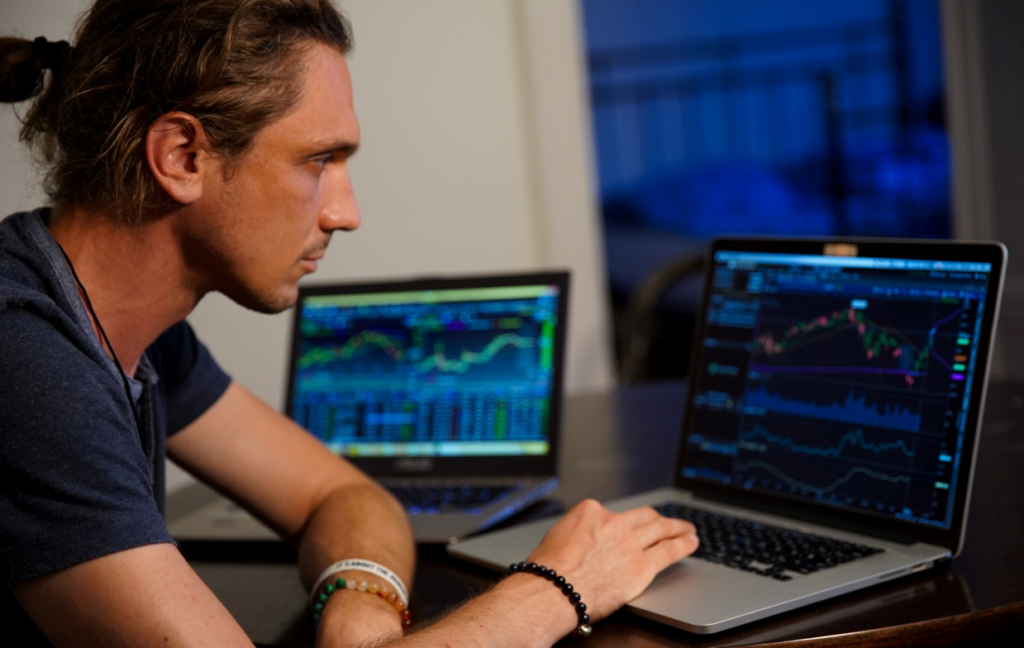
[0,210,232,645]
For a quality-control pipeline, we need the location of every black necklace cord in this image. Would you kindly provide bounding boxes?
[55,244,141,434]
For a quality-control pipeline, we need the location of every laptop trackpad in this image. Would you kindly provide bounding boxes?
[631,559,786,630]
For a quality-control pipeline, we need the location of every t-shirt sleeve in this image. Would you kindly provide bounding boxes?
[0,311,173,588]
[149,321,232,436]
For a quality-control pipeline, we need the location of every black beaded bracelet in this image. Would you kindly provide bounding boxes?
[505,561,592,637]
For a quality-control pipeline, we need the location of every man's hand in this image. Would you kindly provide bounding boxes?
[524,499,699,624]
[376,499,698,648]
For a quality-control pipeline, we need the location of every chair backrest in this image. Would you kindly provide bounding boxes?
[619,252,706,383]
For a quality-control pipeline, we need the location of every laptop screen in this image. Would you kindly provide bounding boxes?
[681,242,1003,533]
[287,274,568,465]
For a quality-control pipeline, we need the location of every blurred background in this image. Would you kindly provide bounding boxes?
[584,0,955,380]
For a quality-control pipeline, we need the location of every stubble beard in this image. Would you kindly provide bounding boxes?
[236,239,331,314]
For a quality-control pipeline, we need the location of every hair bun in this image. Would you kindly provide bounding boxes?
[0,36,70,103]
[33,37,71,72]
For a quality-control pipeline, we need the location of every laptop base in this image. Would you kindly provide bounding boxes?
[169,477,559,544]
[448,487,948,634]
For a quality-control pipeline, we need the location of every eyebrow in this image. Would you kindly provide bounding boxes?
[306,140,360,159]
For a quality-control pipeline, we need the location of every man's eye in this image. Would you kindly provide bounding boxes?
[309,153,334,168]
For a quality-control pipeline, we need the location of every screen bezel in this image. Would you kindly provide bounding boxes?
[675,237,1006,552]
[286,271,570,479]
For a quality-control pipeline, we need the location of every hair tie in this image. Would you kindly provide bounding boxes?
[32,36,71,72]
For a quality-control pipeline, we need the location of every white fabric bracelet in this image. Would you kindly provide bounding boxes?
[310,559,409,608]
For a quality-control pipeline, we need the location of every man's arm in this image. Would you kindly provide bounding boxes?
[13,380,415,647]
[319,500,699,648]
[166,381,416,644]
[14,381,696,648]
[12,543,255,647]
[169,383,700,648]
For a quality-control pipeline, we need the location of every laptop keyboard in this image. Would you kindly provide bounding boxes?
[654,502,884,580]
[388,484,522,515]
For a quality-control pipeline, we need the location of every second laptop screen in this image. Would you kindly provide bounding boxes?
[291,285,561,458]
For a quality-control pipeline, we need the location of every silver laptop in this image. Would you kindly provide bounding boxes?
[449,238,1005,633]
[171,272,570,544]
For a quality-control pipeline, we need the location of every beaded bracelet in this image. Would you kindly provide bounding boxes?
[312,576,412,630]
[506,561,592,637]
[311,558,409,608]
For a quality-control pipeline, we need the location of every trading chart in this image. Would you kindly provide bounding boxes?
[685,253,991,529]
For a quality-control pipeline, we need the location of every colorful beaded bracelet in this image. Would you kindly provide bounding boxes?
[312,576,412,630]
[506,561,592,637]
[310,558,409,608]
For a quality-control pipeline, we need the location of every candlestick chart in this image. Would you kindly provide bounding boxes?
[749,302,966,390]
[682,250,997,528]
[691,294,975,516]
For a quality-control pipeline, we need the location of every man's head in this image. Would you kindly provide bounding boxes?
[1,0,353,226]
[158,41,361,313]
[1,0,361,313]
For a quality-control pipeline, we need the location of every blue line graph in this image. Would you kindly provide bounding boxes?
[740,424,914,458]
[737,459,911,495]
[745,385,922,432]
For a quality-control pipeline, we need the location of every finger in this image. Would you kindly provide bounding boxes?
[641,534,700,575]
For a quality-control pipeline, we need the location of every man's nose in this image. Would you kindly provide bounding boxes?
[320,168,361,232]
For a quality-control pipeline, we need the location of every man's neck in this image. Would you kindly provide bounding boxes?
[47,206,204,377]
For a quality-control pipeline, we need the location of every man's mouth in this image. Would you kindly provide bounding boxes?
[299,240,330,271]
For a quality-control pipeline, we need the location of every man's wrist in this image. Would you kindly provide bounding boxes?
[314,568,410,622]
[491,572,580,644]
[316,585,404,648]
[311,558,409,609]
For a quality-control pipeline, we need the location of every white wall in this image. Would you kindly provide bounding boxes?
[517,0,615,397]
[0,1,80,211]
[188,0,615,407]
[1,1,615,491]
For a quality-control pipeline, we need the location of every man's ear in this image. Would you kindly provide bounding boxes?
[145,113,214,205]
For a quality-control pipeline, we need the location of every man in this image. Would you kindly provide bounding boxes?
[0,2,699,646]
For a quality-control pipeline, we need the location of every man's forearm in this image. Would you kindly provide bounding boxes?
[379,500,697,648]
[301,483,572,648]
[299,479,416,646]
[384,572,577,648]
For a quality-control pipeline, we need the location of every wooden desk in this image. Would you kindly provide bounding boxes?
[173,381,1024,646]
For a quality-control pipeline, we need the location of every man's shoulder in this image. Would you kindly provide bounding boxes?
[0,209,109,368]
[0,210,64,310]
[0,307,119,402]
